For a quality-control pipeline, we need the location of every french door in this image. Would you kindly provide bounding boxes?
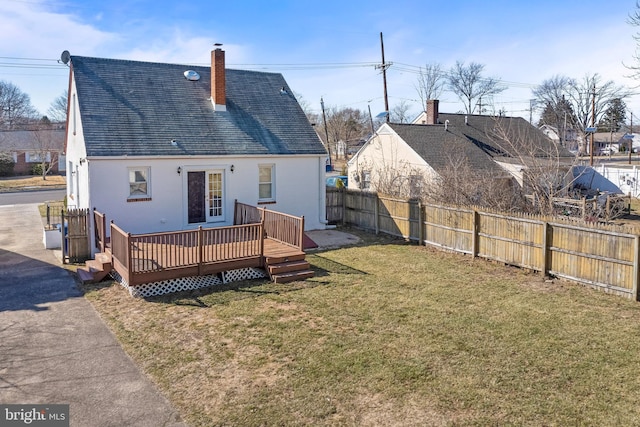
[187,170,224,224]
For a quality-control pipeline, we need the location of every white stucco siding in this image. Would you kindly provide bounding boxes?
[87,155,325,235]
[64,76,89,209]
[347,125,437,193]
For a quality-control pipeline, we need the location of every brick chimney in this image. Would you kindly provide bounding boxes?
[426,99,439,125]
[211,48,226,111]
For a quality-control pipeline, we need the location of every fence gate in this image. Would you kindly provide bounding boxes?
[326,187,344,224]
[62,208,90,263]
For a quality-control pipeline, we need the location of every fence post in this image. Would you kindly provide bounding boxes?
[374,194,379,235]
[471,209,479,258]
[61,209,66,264]
[542,221,549,276]
[417,201,423,246]
[634,235,640,301]
[341,189,346,226]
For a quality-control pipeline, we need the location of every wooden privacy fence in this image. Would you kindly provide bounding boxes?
[62,208,90,263]
[337,189,640,300]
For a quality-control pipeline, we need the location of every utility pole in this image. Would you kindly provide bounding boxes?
[320,97,331,168]
[375,32,391,123]
[367,104,375,134]
[590,84,596,166]
[630,112,634,165]
[529,99,535,124]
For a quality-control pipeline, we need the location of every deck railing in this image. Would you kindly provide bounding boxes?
[262,209,304,250]
[234,201,304,251]
[93,208,107,253]
[110,222,264,286]
[105,202,303,287]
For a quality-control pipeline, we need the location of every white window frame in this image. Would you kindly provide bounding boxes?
[128,167,151,199]
[362,170,371,190]
[258,164,275,203]
[26,152,51,163]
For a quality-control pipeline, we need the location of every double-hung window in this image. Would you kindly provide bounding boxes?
[258,164,275,203]
[128,167,150,199]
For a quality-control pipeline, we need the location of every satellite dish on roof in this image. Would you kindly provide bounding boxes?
[60,50,70,65]
[183,70,200,81]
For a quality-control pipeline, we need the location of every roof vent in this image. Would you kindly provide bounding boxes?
[183,70,200,81]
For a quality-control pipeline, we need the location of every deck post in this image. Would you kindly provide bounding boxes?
[198,226,203,276]
[233,199,238,225]
[299,216,305,251]
[126,230,133,287]
[259,222,265,267]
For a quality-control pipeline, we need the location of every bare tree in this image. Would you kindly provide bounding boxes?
[390,100,412,124]
[533,74,631,153]
[628,1,640,79]
[447,61,507,115]
[46,90,68,123]
[0,81,38,129]
[487,117,580,216]
[414,63,446,109]
[566,74,632,134]
[29,121,62,180]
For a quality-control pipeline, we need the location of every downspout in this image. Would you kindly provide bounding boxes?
[319,156,329,226]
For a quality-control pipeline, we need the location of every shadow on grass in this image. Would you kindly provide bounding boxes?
[85,227,408,308]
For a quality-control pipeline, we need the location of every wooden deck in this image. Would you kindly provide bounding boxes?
[82,203,312,288]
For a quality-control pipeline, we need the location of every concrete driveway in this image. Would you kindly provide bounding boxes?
[0,204,185,426]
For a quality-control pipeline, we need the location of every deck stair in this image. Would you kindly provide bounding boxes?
[78,252,112,284]
[265,252,314,284]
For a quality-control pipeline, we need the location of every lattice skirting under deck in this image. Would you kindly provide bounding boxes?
[110,267,268,298]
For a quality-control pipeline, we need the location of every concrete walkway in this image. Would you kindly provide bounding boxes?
[0,204,185,426]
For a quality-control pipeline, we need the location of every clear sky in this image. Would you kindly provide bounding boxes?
[1,0,639,123]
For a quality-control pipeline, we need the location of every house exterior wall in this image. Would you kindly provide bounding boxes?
[347,124,437,196]
[494,161,524,187]
[84,155,326,236]
[65,77,89,209]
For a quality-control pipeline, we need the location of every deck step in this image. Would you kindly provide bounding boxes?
[77,267,96,283]
[264,253,306,265]
[268,260,310,275]
[271,270,315,284]
[78,252,112,284]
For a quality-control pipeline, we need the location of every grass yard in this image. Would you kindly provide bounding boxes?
[83,229,640,426]
[0,174,65,191]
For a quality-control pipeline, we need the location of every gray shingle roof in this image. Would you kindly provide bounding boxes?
[70,55,326,157]
[389,123,505,176]
[0,129,65,151]
[389,113,573,176]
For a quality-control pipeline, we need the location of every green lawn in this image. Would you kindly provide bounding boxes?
[83,228,640,426]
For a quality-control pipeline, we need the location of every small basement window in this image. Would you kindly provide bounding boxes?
[128,167,150,199]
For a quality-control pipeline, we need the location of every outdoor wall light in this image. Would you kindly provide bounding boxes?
[230,164,235,173]
[177,166,182,175]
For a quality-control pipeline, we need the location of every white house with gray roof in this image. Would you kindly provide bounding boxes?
[348,100,575,197]
[64,48,328,239]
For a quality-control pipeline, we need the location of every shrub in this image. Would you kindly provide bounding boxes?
[0,152,15,176]
[31,163,49,176]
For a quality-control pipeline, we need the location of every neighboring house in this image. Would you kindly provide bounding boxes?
[590,132,627,155]
[64,48,328,239]
[348,99,574,196]
[539,124,579,153]
[0,129,65,175]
